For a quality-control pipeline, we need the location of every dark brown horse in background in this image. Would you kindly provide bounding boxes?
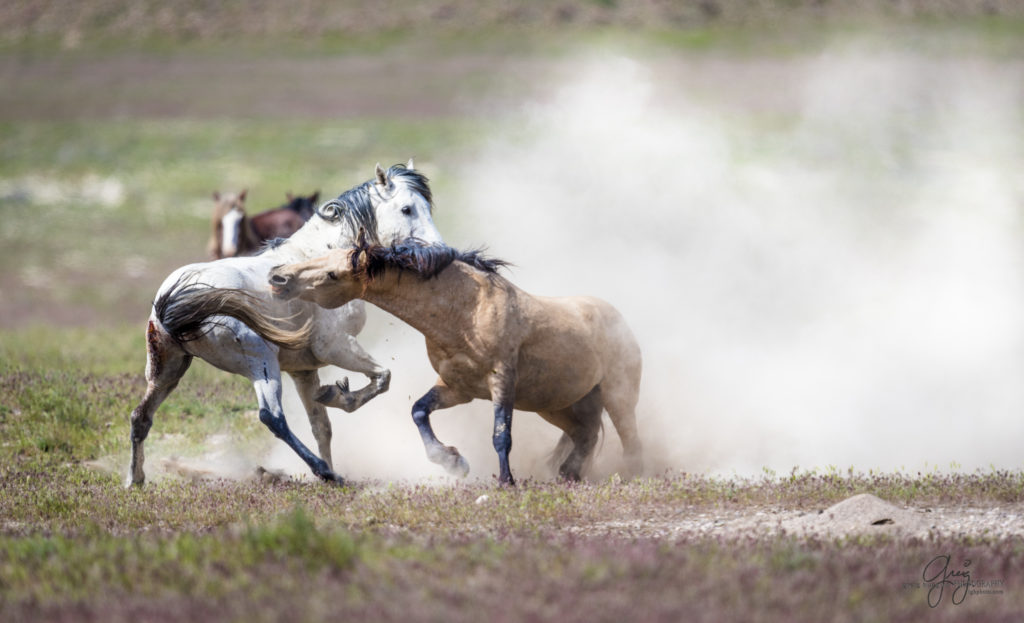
[207,190,320,259]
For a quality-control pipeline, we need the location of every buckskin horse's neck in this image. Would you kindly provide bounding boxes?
[358,262,491,350]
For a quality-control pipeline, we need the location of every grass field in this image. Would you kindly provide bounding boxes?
[3,4,1024,620]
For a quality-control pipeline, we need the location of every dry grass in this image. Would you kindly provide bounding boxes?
[1,467,1023,622]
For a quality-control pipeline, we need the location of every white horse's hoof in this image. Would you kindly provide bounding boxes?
[315,378,358,412]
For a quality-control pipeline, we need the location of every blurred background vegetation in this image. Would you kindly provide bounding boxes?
[2,0,1023,327]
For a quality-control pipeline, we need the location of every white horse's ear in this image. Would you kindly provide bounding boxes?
[406,157,415,170]
[375,163,387,186]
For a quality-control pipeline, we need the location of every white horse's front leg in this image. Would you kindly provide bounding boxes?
[195,320,342,484]
[289,369,334,470]
[249,361,341,484]
[313,332,391,412]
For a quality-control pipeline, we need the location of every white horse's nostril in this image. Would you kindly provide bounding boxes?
[270,274,289,286]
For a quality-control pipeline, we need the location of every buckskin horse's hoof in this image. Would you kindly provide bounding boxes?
[442,448,470,478]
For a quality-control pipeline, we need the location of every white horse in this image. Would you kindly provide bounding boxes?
[128,162,441,487]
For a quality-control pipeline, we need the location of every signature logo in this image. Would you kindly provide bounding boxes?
[922,555,971,607]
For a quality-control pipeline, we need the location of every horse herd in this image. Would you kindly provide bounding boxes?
[128,161,643,488]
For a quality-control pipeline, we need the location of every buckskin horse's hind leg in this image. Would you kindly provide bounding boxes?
[557,385,604,481]
[127,320,193,487]
[602,378,644,478]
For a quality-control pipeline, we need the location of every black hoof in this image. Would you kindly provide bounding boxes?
[317,470,345,486]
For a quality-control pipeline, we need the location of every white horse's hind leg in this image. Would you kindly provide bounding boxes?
[127,320,193,487]
[313,333,391,412]
[289,369,334,470]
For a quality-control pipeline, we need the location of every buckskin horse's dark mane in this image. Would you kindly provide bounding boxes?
[350,232,509,282]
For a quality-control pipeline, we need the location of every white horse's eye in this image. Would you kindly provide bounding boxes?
[327,271,338,281]
[401,205,413,216]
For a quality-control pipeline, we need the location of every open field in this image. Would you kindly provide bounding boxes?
[3,4,1024,620]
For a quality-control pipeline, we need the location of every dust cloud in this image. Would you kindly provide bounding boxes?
[264,45,1024,481]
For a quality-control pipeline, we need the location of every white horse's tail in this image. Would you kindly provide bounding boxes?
[154,274,311,350]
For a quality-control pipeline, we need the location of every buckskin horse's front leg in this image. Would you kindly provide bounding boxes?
[487,365,518,486]
[410,382,471,477]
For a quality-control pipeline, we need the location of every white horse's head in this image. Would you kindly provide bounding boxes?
[289,160,442,256]
[373,159,442,245]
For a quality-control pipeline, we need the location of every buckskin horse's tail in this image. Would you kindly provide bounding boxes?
[154,273,311,350]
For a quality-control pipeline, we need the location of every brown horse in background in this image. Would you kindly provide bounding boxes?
[257,237,645,486]
[207,190,320,259]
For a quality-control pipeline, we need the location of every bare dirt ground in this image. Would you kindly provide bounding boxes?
[568,495,1024,541]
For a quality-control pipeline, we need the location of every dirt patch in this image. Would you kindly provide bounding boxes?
[567,493,1024,540]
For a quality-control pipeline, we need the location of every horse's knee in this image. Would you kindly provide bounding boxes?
[412,389,438,427]
[492,428,512,455]
[412,390,436,415]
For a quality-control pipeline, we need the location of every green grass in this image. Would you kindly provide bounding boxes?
[0,327,254,471]
[0,119,486,209]
[2,467,1023,621]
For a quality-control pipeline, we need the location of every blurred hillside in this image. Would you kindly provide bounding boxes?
[2,0,1023,47]
[1,1,1022,329]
